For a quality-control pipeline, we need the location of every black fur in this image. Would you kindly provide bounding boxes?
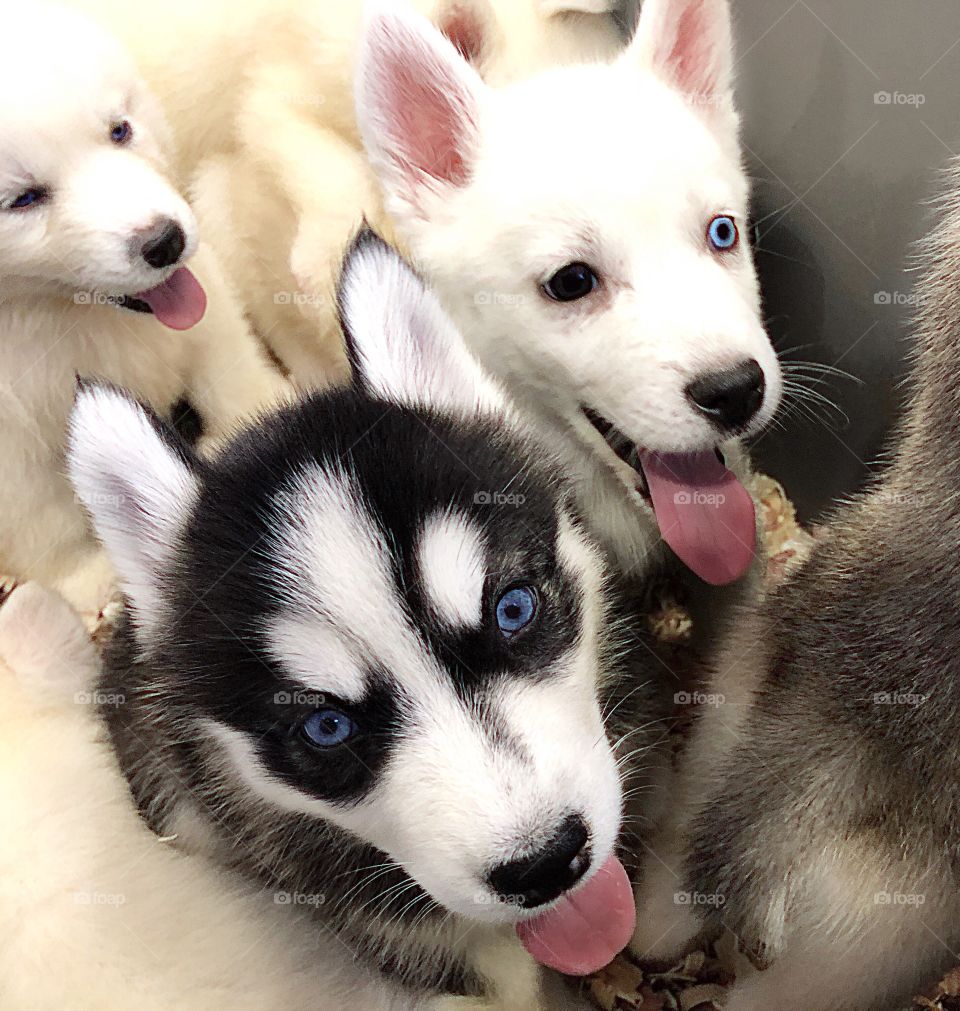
[98,365,672,999]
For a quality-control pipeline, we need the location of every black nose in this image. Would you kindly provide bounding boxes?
[140,219,186,269]
[487,814,591,909]
[686,359,765,432]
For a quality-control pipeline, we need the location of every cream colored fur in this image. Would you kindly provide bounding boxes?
[0,583,425,1010]
[63,0,625,386]
[0,3,288,615]
[0,583,596,1010]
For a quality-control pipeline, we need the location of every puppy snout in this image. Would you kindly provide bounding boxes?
[138,218,186,269]
[487,814,591,909]
[685,358,765,433]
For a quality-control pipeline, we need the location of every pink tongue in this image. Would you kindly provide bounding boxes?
[136,267,207,330]
[515,856,635,976]
[640,450,756,586]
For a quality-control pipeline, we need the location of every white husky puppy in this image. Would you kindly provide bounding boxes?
[63,0,780,590]
[357,0,782,587]
[0,3,286,614]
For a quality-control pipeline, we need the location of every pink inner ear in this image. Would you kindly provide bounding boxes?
[438,4,485,65]
[380,44,476,191]
[663,0,723,98]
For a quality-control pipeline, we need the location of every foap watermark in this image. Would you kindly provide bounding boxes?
[874,291,925,308]
[278,90,327,108]
[873,490,930,508]
[674,890,725,908]
[681,91,729,111]
[472,891,525,908]
[674,491,726,508]
[74,490,126,510]
[73,290,129,308]
[274,890,326,907]
[474,491,526,507]
[274,291,327,308]
[873,690,928,708]
[74,689,125,708]
[274,689,326,707]
[73,891,126,907]
[874,91,926,108]
[473,290,529,308]
[875,890,925,907]
[674,690,726,709]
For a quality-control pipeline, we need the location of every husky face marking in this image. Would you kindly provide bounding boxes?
[70,233,659,995]
[417,511,487,629]
[0,4,197,303]
[358,0,782,583]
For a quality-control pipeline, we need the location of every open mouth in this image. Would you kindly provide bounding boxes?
[583,407,650,498]
[111,267,207,330]
[581,405,758,586]
[115,294,153,315]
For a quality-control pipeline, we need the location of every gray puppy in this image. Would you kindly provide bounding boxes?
[630,164,960,1009]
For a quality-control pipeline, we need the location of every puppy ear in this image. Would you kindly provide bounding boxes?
[627,0,735,113]
[435,0,494,65]
[357,2,486,217]
[338,229,504,417]
[67,382,199,638]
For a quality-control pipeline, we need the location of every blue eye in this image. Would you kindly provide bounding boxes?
[8,188,45,210]
[110,120,133,145]
[302,709,356,749]
[495,586,538,638]
[707,215,739,252]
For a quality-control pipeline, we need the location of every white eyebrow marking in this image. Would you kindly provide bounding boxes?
[265,615,367,704]
[417,511,487,629]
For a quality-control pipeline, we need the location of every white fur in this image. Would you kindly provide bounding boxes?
[0,2,288,616]
[266,615,370,702]
[60,0,777,577]
[339,234,508,417]
[60,0,778,578]
[59,0,624,387]
[357,0,782,575]
[417,511,487,629]
[0,582,425,1011]
[254,468,621,927]
[67,385,199,636]
[69,235,624,984]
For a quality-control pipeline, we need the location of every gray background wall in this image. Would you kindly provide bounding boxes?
[666,1,960,519]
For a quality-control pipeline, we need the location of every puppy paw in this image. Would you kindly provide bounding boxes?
[0,582,100,700]
[630,852,706,963]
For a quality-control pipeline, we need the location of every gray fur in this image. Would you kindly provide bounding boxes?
[664,163,960,1009]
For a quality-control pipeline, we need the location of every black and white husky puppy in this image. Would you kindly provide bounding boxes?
[68,232,669,1009]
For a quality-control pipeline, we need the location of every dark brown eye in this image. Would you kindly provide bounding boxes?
[543,263,599,302]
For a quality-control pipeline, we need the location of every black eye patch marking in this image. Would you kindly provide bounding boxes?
[249,673,405,806]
